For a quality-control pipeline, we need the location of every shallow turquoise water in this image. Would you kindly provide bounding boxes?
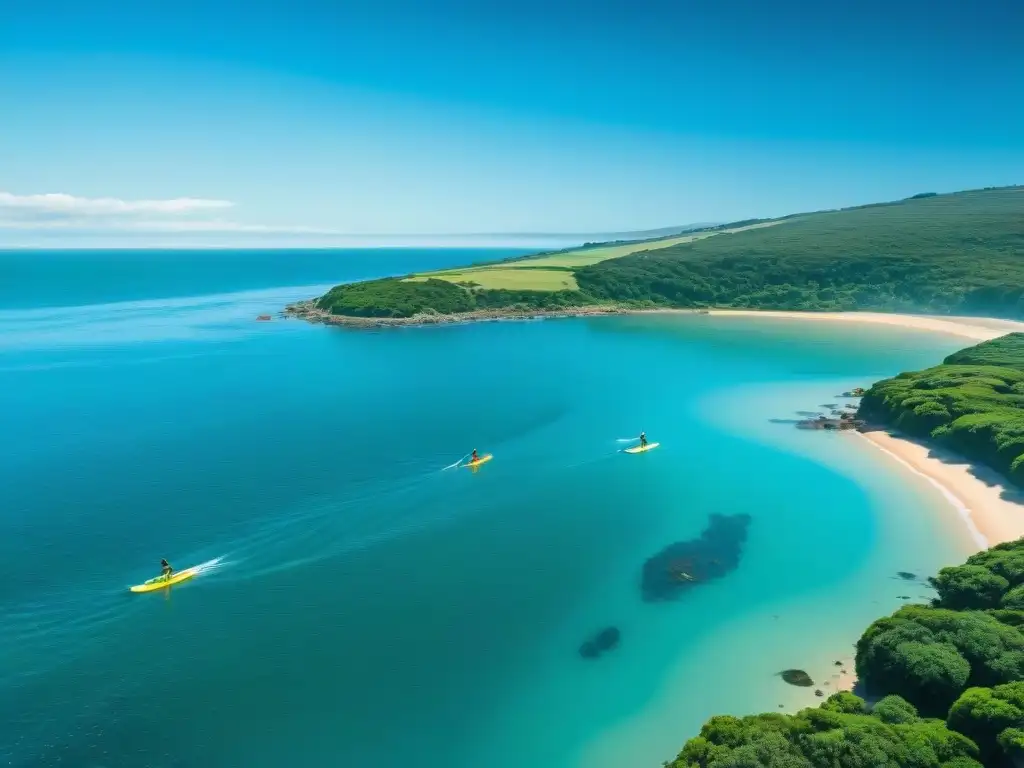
[1,251,975,767]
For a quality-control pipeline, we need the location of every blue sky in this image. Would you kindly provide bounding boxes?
[1,0,1022,246]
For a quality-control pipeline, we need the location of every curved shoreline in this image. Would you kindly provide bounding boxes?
[286,300,1024,341]
[857,428,1024,550]
[289,298,1024,549]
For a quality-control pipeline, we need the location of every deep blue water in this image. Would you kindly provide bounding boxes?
[1,249,972,767]
[0,248,523,309]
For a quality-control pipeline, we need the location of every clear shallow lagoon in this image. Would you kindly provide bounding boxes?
[1,250,974,767]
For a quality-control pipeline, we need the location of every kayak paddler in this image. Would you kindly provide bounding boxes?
[161,558,174,581]
[639,432,648,449]
[470,449,480,464]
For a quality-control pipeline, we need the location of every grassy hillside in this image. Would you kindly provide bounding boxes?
[577,187,1024,313]
[311,186,1024,320]
[858,333,1024,487]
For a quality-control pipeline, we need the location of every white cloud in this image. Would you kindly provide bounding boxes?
[0,190,340,237]
[0,191,234,216]
[0,217,340,234]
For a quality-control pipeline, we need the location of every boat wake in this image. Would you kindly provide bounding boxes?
[187,555,229,577]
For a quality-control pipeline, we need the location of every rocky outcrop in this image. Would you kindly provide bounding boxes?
[641,514,751,602]
[579,627,621,659]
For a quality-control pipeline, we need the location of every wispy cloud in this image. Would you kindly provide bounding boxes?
[0,190,337,235]
[0,191,233,216]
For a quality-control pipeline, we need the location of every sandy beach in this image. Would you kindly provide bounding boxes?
[705,310,1024,550]
[857,429,1024,549]
[705,310,1024,342]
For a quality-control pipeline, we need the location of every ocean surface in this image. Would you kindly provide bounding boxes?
[1,249,976,768]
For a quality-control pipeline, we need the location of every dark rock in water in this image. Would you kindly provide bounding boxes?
[796,410,824,417]
[820,404,839,409]
[780,669,814,687]
[815,689,824,697]
[641,514,751,601]
[898,595,911,600]
[897,571,918,581]
[834,660,843,666]
[579,626,620,659]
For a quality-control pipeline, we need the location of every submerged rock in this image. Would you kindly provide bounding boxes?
[780,669,814,687]
[897,571,918,581]
[641,514,751,602]
[579,626,621,659]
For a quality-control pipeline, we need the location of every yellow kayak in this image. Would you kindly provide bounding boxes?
[464,453,493,468]
[624,442,660,454]
[130,568,197,593]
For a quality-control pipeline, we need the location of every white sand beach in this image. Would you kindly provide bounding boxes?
[705,310,1024,550]
[705,310,1024,342]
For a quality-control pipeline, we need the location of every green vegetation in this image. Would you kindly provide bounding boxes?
[673,335,1024,767]
[316,278,475,318]
[670,539,1024,768]
[578,187,1024,312]
[670,693,981,768]
[314,275,592,318]
[495,232,715,270]
[857,333,1024,487]
[311,186,1024,320]
[406,267,579,290]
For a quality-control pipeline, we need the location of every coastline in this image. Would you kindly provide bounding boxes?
[288,298,1024,550]
[286,300,1024,341]
[856,428,1024,550]
[290,294,1024,556]
[282,299,646,327]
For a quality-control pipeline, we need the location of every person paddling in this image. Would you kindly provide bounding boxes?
[161,558,174,581]
[639,432,648,449]
[470,448,480,464]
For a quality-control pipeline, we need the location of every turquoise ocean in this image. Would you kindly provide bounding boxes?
[1,249,977,767]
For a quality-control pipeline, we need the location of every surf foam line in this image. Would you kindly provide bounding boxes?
[855,433,988,550]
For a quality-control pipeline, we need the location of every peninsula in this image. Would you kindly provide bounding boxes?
[287,186,1024,326]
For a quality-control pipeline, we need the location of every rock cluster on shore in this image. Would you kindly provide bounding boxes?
[283,300,636,329]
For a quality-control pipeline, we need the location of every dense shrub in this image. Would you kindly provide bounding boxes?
[669,694,981,768]
[858,335,1024,489]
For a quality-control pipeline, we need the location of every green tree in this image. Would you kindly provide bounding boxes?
[947,683,1024,763]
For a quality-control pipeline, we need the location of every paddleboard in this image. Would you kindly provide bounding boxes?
[464,454,493,468]
[130,568,197,593]
[624,442,660,454]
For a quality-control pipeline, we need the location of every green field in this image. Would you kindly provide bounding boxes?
[499,233,714,269]
[406,222,788,292]
[405,267,578,291]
